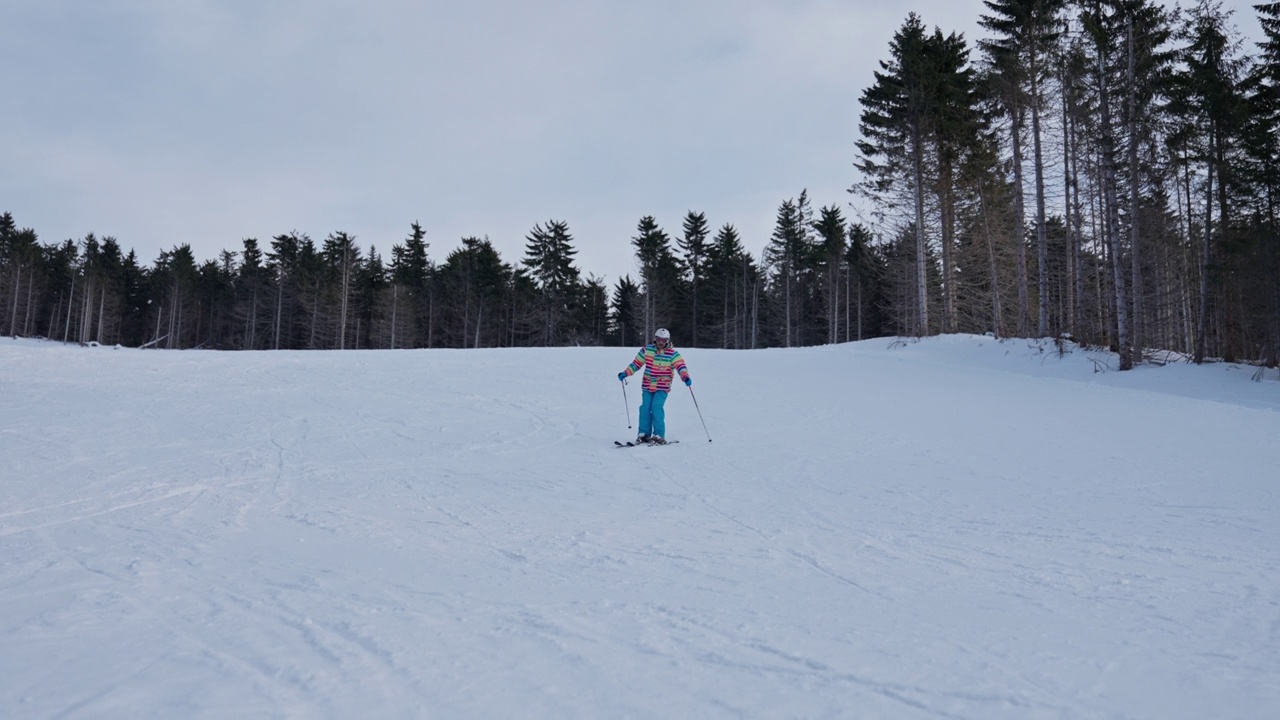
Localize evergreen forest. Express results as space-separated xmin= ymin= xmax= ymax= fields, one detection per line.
xmin=3 ymin=0 xmax=1279 ymax=369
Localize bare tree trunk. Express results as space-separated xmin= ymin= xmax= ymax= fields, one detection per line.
xmin=1196 ymin=132 xmax=1216 ymax=363
xmin=839 ymin=265 xmax=849 ymax=343
xmin=274 ymin=279 xmax=283 ymax=350
xmin=390 ymin=285 xmax=398 ymax=349
xmin=1063 ymin=69 xmax=1076 ymax=336
xmin=171 ymin=281 xmax=182 ymax=349
xmin=1172 ymin=163 xmax=1187 ymax=350
xmin=981 ymin=185 xmax=1004 ymax=337
xmin=8 ymin=263 xmax=20 ymax=337
xmin=784 ymin=258 xmax=793 ymax=347
xmin=752 ymin=262 xmax=761 ymax=349
xmin=1032 ymin=60 xmax=1049 ymax=338
xmin=1127 ymin=18 xmax=1144 ymax=355
xmin=78 ymin=277 xmax=91 ymax=344
xmin=940 ymin=164 xmax=957 ymax=333
xmin=249 ymin=287 xmax=258 ymax=350
xmin=309 ymin=282 xmax=319 ymax=350
xmin=339 ymin=244 xmax=350 ymax=350
xmin=721 ymin=279 xmax=729 ymax=349
xmin=23 ymin=277 xmax=34 ymax=337
xmin=912 ymin=127 xmax=929 ymax=336
xmin=63 ymin=275 xmax=76 ymax=343
xmin=1099 ymin=48 xmax=1132 ymax=369
xmin=857 ymin=274 xmax=864 ymax=342
xmin=1090 ymin=143 xmax=1107 ymax=341
xmin=96 ymin=285 xmax=106 ymax=344
xmin=1069 ymin=91 xmax=1086 ymax=338
xmin=1010 ymin=108 xmax=1030 ymax=336
xmin=828 ymin=264 xmax=837 ymax=344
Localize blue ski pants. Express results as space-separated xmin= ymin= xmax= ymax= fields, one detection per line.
xmin=638 ymin=390 xmax=669 ymax=439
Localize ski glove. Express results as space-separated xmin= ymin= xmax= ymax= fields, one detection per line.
xmin=684 ymin=378 xmax=692 ymax=386
xmin=618 ymin=372 xmax=627 ymax=382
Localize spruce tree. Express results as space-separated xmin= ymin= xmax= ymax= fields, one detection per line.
xmin=523 ymin=220 xmax=582 ymax=345
xmin=390 ymin=221 xmax=432 ymax=348
xmin=1175 ymin=0 xmax=1249 ymax=362
xmin=1250 ymin=1 xmax=1280 ymax=363
xmin=609 ymin=275 xmax=641 ymax=347
xmin=980 ymin=0 xmax=1066 ymax=338
xmin=322 ymin=232 xmax=361 ymax=349
xmin=440 ymin=236 xmax=511 ymax=348
xmin=631 ymin=216 xmax=680 ymax=338
xmin=857 ymin=13 xmax=934 ymax=335
xmin=813 ymin=205 xmax=848 ymax=344
xmin=707 ymin=224 xmax=751 ymax=348
xmin=678 ymin=211 xmax=709 ymax=346
xmin=765 ymin=196 xmax=803 ymax=346
xmin=927 ymin=28 xmax=984 ymax=334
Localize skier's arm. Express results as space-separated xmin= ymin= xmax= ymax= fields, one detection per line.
xmin=674 ymin=353 xmax=691 ymax=384
xmin=623 ymin=349 xmax=646 ymax=377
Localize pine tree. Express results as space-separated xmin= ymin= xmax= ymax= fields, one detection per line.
xmin=322 ymin=232 xmax=361 ymax=349
xmin=858 ymin=15 xmax=982 ymax=338
xmin=151 ymin=244 xmax=199 ymax=349
xmin=706 ymin=223 xmax=754 ymax=348
xmin=609 ymin=275 xmax=641 ymax=347
xmin=765 ymin=195 xmax=805 ymax=346
xmin=845 ymin=223 xmax=884 ymax=341
xmin=235 ymin=238 xmax=267 ymax=349
xmin=576 ymin=275 xmax=610 ymax=347
xmin=857 ymin=13 xmax=936 ymax=336
xmin=813 ymin=205 xmax=848 ymax=344
xmin=523 ymin=220 xmax=582 ymax=345
xmin=927 ymin=28 xmax=984 ymax=334
xmin=678 ymin=211 xmax=710 ymax=347
xmin=1246 ymin=1 xmax=1280 ymax=364
xmin=267 ymin=231 xmax=318 ymax=350
xmin=980 ymin=0 xmax=1067 ymax=338
xmin=390 ymin=221 xmax=432 ymax=349
xmin=2 ymin=215 xmax=41 ymax=339
xmin=356 ymin=246 xmax=387 ymax=349
xmin=1081 ymin=0 xmax=1136 ymax=368
xmin=440 ymin=236 xmax=512 ymax=348
xmin=631 ymin=216 xmax=680 ymax=338
xmin=1175 ymin=0 xmax=1249 ymax=362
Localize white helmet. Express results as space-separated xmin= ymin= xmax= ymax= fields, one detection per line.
xmin=654 ymin=328 xmax=671 ymax=341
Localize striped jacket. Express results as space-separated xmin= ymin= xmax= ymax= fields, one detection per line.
xmin=622 ymin=344 xmax=690 ymax=393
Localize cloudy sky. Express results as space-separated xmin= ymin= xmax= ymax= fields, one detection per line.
xmin=1 ymin=0 xmax=1265 ymax=284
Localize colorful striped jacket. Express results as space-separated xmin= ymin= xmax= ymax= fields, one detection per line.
xmin=622 ymin=344 xmax=690 ymax=393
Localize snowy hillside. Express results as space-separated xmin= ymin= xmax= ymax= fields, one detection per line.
xmin=2 ymin=335 xmax=1278 ymax=719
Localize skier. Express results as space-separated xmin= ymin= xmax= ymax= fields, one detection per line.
xmin=617 ymin=327 xmax=691 ymax=444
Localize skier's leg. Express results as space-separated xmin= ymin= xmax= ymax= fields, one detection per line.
xmin=637 ymin=391 xmax=653 ymax=436
xmin=651 ymin=391 xmax=668 ymax=438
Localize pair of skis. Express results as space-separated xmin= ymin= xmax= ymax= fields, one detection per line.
xmin=614 ymin=440 xmax=680 ymax=448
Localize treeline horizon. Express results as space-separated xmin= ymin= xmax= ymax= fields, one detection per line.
xmin=4 ymin=0 xmax=1280 ymax=367
xmin=0 ymin=203 xmax=888 ymax=352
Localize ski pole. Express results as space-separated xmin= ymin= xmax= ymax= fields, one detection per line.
xmin=621 ymin=378 xmax=632 ymax=429
xmin=688 ymin=385 xmax=711 ymax=442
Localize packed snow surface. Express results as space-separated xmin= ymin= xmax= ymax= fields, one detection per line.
xmin=2 ymin=335 xmax=1277 ymax=719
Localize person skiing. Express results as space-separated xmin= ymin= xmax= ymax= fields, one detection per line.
xmin=618 ymin=327 xmax=691 ymax=444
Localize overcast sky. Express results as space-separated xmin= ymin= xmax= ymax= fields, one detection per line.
xmin=1 ymin=0 xmax=1265 ymax=284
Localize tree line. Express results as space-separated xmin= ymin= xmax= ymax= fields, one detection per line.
xmin=0 ymin=208 xmax=887 ymax=351
xmin=3 ymin=0 xmax=1279 ymax=366
xmin=857 ymin=0 xmax=1280 ymax=369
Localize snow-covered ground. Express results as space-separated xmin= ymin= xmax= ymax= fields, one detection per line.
xmin=2 ymin=334 xmax=1277 ymax=719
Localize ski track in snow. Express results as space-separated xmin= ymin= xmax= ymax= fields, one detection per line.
xmin=1 ymin=335 xmax=1278 ymax=718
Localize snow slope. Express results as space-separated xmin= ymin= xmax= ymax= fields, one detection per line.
xmin=2 ymin=334 xmax=1277 ymax=719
